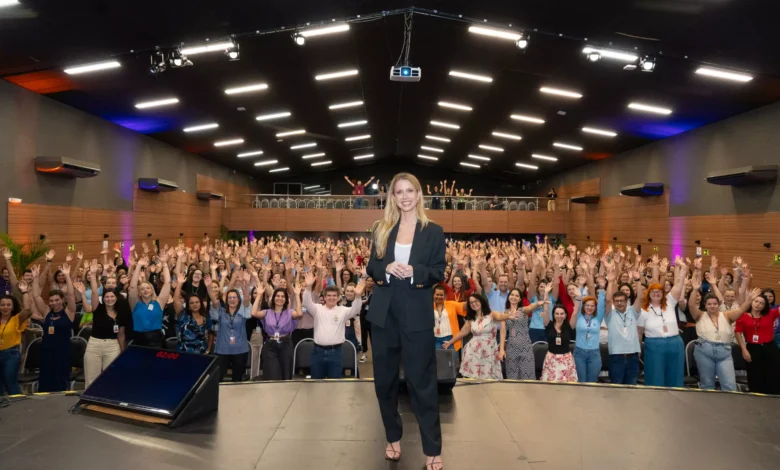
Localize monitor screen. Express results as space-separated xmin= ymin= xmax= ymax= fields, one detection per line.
xmin=81 ymin=346 xmax=217 ymax=417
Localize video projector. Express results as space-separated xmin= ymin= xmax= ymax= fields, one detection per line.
xmin=389 ymin=65 xmax=421 ymax=82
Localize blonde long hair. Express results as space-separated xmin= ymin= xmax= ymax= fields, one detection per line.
xmin=373 ymin=172 xmax=429 ymax=259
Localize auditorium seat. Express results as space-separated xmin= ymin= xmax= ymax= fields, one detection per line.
xmin=69 ymin=336 xmax=88 ymax=390
xmin=684 ymin=341 xmax=699 ymax=388
xmin=18 ymin=337 xmax=42 ymax=393
xmin=532 ymin=341 xmax=548 ymax=380
xmin=76 ymin=326 xmax=92 ymax=342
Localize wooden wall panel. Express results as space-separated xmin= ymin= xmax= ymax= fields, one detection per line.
xmin=428 ymin=210 xmax=453 ymax=233
xmin=340 ymin=210 xmax=383 ymax=232
xmin=196 ymin=174 xmax=255 ymax=208
xmin=285 ymin=210 xmax=342 ymax=232
xmin=556 ymin=177 xmax=600 ymax=198
xmin=226 ymin=208 xmax=286 ymax=231
xmin=452 ymin=211 xmax=508 ymax=234
xmin=507 ymin=211 xmax=567 ymax=235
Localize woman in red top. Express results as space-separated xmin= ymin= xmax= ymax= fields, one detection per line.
xmin=443 ymin=271 xmax=476 ymax=302
xmin=735 ymin=293 xmax=780 ymax=394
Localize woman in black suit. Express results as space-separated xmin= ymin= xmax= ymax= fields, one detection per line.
xmin=367 ymin=172 xmax=446 ymax=470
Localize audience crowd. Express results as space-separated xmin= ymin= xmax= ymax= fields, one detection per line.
xmin=1 ymin=234 xmax=778 ymax=396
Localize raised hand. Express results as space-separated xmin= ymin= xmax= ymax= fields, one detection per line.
xmin=89 ymin=259 xmax=99 ymax=274
xmin=305 ymin=271 xmax=316 ymax=288
xmin=46 ymin=249 xmax=56 ymax=261
xmin=77 ymin=251 xmax=84 ymax=261
xmin=203 ymin=273 xmax=212 ymax=285
xmin=17 ymin=280 xmax=29 ymax=293
xmin=748 ymin=287 xmax=762 ymax=300
xmin=137 ymin=257 xmax=149 ymax=268
xmin=61 ymin=263 xmax=71 ymax=276
xmin=1 ymin=247 xmax=10 ymax=260
xmin=720 ymin=266 xmax=729 ymax=276
xmin=73 ymin=280 xmax=86 ymax=293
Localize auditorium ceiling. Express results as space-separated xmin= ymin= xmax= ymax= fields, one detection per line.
xmin=1 ymin=0 xmax=779 ymax=182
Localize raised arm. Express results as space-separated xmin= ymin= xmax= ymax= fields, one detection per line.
xmin=724 ymin=287 xmax=761 ymax=323
xmin=249 ymin=282 xmax=266 ymax=320
xmin=30 ymin=266 xmax=48 ymax=314
xmin=737 ymin=265 xmax=751 ymax=304
xmin=88 ymin=260 xmax=101 ymax=313
xmin=343 ymin=175 xmax=355 ymax=187
xmin=17 ymin=280 xmax=33 ymax=323
xmin=156 ymin=253 xmax=172 ymax=307
xmin=705 ymin=272 xmax=724 ymax=303
xmin=292 ymin=283 xmax=303 ymax=320
xmin=61 ymin=264 xmax=77 ymax=321
xmin=669 ymin=257 xmax=688 ymax=301
xmin=127 ymin=257 xmax=146 ymax=310
xmin=1 ymin=248 xmax=18 ymax=289
xmin=688 ymin=272 xmax=704 ymax=321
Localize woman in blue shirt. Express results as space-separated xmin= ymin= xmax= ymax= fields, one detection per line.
xmin=206 ymin=271 xmax=252 ymax=382
xmin=173 ymin=266 xmax=213 ymax=354
xmin=128 ymin=255 xmax=171 ymax=349
xmin=571 ymin=291 xmax=607 ymax=382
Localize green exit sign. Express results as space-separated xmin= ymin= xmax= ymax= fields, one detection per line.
xmin=653 ymin=246 xmax=659 ymax=252
xmin=703 ymin=249 xmax=710 ymax=256
xmin=774 ymin=254 xmax=780 ymax=264
xmin=67 ymin=244 xmax=76 ymax=252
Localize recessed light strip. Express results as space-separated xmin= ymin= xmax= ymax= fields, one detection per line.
xmin=418 ymin=154 xmax=439 ymax=161
xmin=329 ymin=100 xmax=363 ymax=109
xmin=532 ymin=154 xmax=558 ymax=161
xmin=581 ymin=47 xmax=639 ymax=63
xmin=468 ymin=26 xmax=522 ymax=41
xmin=627 ymin=102 xmax=673 ymax=115
xmin=269 ymin=167 xmax=289 ymax=173
xmin=253 ymin=159 xmax=278 ymax=167
xmin=516 ymin=163 xmax=539 ymax=170
xmin=460 ymin=162 xmax=481 ymax=168
xmin=582 ymin=127 xmax=617 ymax=137
xmin=180 ymin=41 xmax=235 ymax=56
xmin=468 ymin=154 xmax=491 ymax=161
xmin=510 ymin=114 xmax=545 ymax=124
xmin=338 ymin=120 xmax=368 ymax=128
xmin=300 ymin=24 xmax=350 ymax=37
xmin=225 ymin=83 xmax=268 ymax=95
xmin=430 ymin=120 xmax=460 ymax=129
xmin=64 ymin=60 xmax=121 ymax=75
xmin=135 ymin=98 xmax=179 ymax=109
xmin=695 ymin=67 xmax=753 ymax=82
xmin=492 ymin=132 xmax=522 ymax=140
xmin=237 ymin=150 xmax=264 ymax=158
xmin=214 ymin=138 xmax=244 ymax=147
xmin=302 ymin=153 xmax=325 ymax=159
xmin=540 ymin=87 xmax=583 ymax=99
xmin=183 ymin=123 xmax=219 ymax=133
xmin=421 ymin=146 xmax=444 ymax=153
xmin=291 ymin=143 xmax=317 ymax=150
xmin=311 ymin=160 xmax=332 ymax=167
xmin=479 ymin=144 xmax=504 ymax=152
xmin=354 ymin=154 xmax=374 ymax=160
xmin=256 ymin=112 xmax=291 ymax=121
xmin=438 ymin=101 xmax=473 ymax=111
xmin=553 ymin=142 xmax=583 ymax=151
xmin=345 ymin=134 xmax=371 ymax=141
xmin=315 ymin=69 xmax=359 ymax=81
xmin=449 ymin=70 xmax=493 ymax=83
xmin=425 ymin=135 xmax=451 ymax=143
xmin=276 ymin=129 xmax=306 ymax=137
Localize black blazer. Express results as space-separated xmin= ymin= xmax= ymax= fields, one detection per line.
xmin=366 ymin=221 xmax=446 ymax=332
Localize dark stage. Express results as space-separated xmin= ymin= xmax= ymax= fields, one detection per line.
xmin=1 ymin=381 xmax=779 ymax=470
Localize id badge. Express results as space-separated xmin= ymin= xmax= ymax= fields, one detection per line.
xmin=255 ymin=326 xmax=262 ymax=334
xmin=662 ymin=324 xmax=668 ymax=334
xmin=555 ymin=337 xmax=562 ymax=346
xmin=435 ymin=328 xmax=440 ymax=335
xmin=229 ymin=336 xmax=236 ymax=345
xmin=48 ymin=326 xmax=55 ymax=335
xmin=752 ymin=334 xmax=759 ymax=343
xmin=622 ymin=327 xmax=628 ymax=336
xmin=147 ymin=303 xmax=155 ymax=311
xmin=113 ymin=324 xmax=119 ymax=334
xmin=273 ymin=332 xmax=280 ymax=342
xmin=585 ymin=333 xmax=591 ymax=341
xmin=346 ymin=320 xmax=351 ymax=327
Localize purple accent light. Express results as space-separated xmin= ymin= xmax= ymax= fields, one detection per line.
xmin=670 ymin=217 xmax=686 ymax=261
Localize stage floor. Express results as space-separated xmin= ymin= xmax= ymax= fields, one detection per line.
xmin=1 ymin=380 xmax=779 ymax=470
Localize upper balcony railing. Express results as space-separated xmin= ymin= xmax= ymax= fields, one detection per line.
xmin=245 ymin=194 xmax=569 ymax=211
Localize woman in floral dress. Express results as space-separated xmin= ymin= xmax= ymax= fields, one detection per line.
xmin=539 ymin=284 xmax=581 ymax=382
xmin=496 ymin=288 xmax=537 ymax=380
xmin=443 ymin=294 xmax=505 ymax=379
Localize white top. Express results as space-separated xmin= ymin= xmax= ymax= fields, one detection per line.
xmin=638 ymin=293 xmax=680 ymax=338
xmin=386 ymin=242 xmax=414 ymax=284
xmin=303 ymin=289 xmax=362 ymax=346
xmin=696 ymin=311 xmax=733 ymax=344
xmin=434 ymin=305 xmax=452 ymax=337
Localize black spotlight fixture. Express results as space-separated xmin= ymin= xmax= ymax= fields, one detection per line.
xmin=226 ymin=41 xmax=240 ymax=61
xmin=639 ymin=55 xmax=656 ymax=72
xmin=516 ymin=32 xmax=530 ymax=51
xmin=764 ymin=242 xmax=771 ymax=249
xmin=695 ymin=240 xmax=701 ymax=245
xmin=148 ymin=47 xmax=166 ymax=75
xmin=293 ymin=32 xmax=306 ymax=46
xmin=168 ymin=49 xmax=192 ymax=68
xmin=587 ymin=51 xmax=601 ymax=62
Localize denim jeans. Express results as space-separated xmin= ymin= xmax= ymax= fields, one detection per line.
xmin=0 ymin=346 xmax=22 ymax=395
xmin=609 ymin=353 xmax=640 ymax=385
xmin=354 ymin=197 xmax=365 ymax=209
xmin=311 ymin=344 xmax=343 ymax=379
xmin=574 ymin=347 xmax=602 ymax=383
xmin=345 ymin=326 xmax=361 ymax=353
xmin=435 ymin=335 xmax=453 ymax=350
xmin=693 ymin=340 xmax=737 ymax=391
xmin=644 ymin=336 xmax=685 ymax=388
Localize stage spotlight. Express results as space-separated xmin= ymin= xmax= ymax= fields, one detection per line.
xmin=226 ymin=46 xmax=240 ymax=61
xmin=587 ymin=51 xmax=601 ymax=62
xmin=168 ymin=50 xmax=192 ymax=68
xmin=148 ymin=49 xmax=166 ymax=75
xmin=516 ymin=33 xmax=530 ymax=50
xmin=293 ymin=33 xmax=306 ymax=46
xmin=640 ymin=56 xmax=656 ymax=72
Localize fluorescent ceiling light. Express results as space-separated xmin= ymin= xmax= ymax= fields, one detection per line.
xmin=516 ymin=163 xmax=539 ymax=170
xmin=300 ymin=24 xmax=350 ymax=37
xmin=276 ymin=129 xmax=306 ymax=137
xmin=269 ymin=167 xmax=289 ymax=173
xmin=628 ymin=102 xmax=673 ymax=115
xmin=582 ymin=127 xmax=617 ymax=137
xmin=460 ymin=162 xmax=481 ymax=169
xmin=180 ymin=41 xmax=235 ymax=56
xmin=224 ymin=83 xmax=268 ymax=95
xmin=540 ymin=87 xmax=583 ymax=99
xmin=311 ymin=160 xmax=332 ymax=167
xmin=214 ymin=138 xmax=244 ymax=147
xmin=183 ymin=123 xmax=219 ymax=133
xmin=304 ymin=185 xmax=321 ymax=189
xmin=329 ymin=100 xmax=363 ymax=110
xmin=345 ymin=134 xmax=371 ymax=141
xmin=135 ymin=98 xmax=179 ymax=109
xmin=418 ymin=154 xmax=439 ymax=161
xmin=695 ymin=67 xmax=753 ymax=83
xmin=438 ymin=101 xmax=472 ymax=111
xmin=237 ymin=150 xmax=264 ymax=158
xmin=0 ymin=1 xmax=20 ymax=7
xmin=338 ymin=120 xmax=368 ymax=128
xmin=426 ymin=135 xmax=451 ymax=143
xmin=479 ymin=144 xmax=504 ymax=152
xmin=582 ymin=47 xmax=639 ymax=63
xmin=302 ymin=153 xmax=326 ymax=159
xmin=553 ymin=142 xmax=583 ymax=151
xmin=468 ymin=154 xmax=491 ymax=161
xmin=64 ymin=60 xmax=121 ymax=75
xmin=354 ymin=154 xmax=374 ymax=160
xmin=431 ymin=120 xmax=460 ymax=129
xmin=532 ymin=154 xmax=558 ymax=161
xmin=256 ymin=111 xmax=291 ymax=121
xmin=291 ymin=142 xmax=317 ymax=150
xmin=315 ymin=69 xmax=359 ymax=81
xmin=449 ymin=70 xmax=493 ymax=83
xmin=253 ymin=159 xmax=278 ymax=167
xmin=421 ymin=146 xmax=444 ymax=153
xmin=492 ymin=131 xmax=522 ymax=140
xmin=510 ymin=114 xmax=545 ymax=124
xmin=468 ymin=26 xmax=522 ymax=41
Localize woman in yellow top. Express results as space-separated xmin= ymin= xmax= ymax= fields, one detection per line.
xmin=1 ymin=281 xmax=33 ymax=395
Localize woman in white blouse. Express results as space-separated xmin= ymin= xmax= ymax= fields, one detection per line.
xmin=687 ymin=271 xmax=761 ymax=391
xmin=637 ymin=257 xmax=688 ymax=388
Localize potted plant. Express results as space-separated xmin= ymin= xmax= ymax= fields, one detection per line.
xmin=0 ymin=233 xmax=50 ymax=274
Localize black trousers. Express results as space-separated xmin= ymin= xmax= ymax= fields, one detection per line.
xmin=262 ymin=338 xmax=293 ymax=380
xmin=372 ymin=282 xmax=442 ymax=456
xmin=360 ymin=312 xmax=372 ymax=354
xmin=745 ymin=342 xmax=780 ymax=395
xmin=218 ymin=353 xmax=248 ymax=382
xmin=292 ymin=328 xmax=313 ymax=348
xmin=134 ymin=330 xmax=164 ymax=349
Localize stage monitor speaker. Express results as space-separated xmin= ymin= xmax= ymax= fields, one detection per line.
xmin=77 ymin=346 xmax=219 ymax=428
